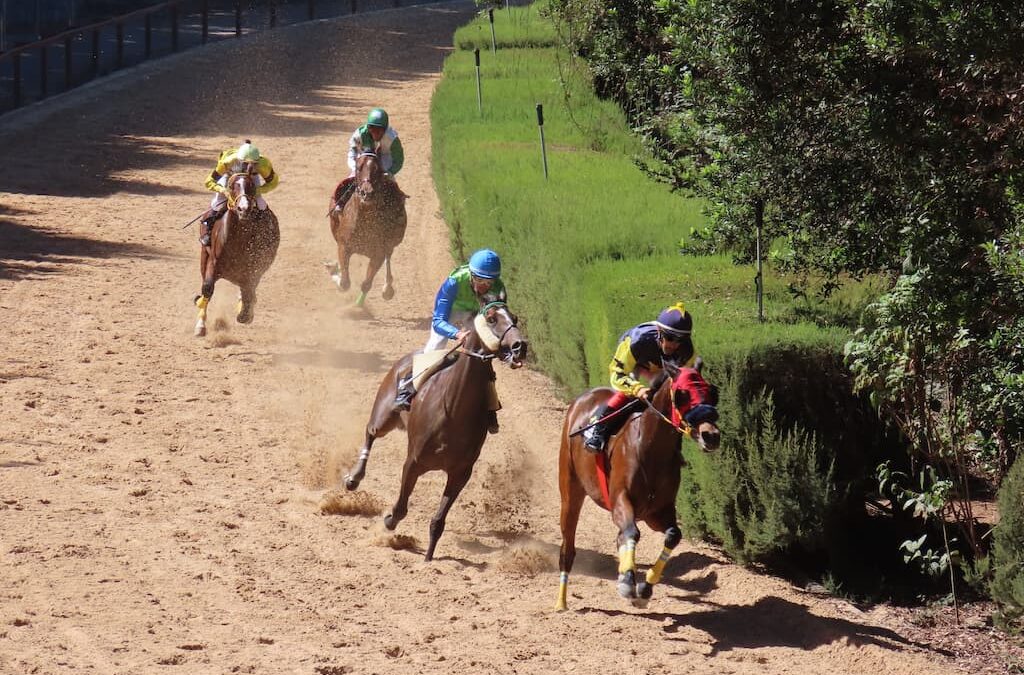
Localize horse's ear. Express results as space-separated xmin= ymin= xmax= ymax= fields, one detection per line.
xmin=674 ymin=388 xmax=691 ymax=411
xmin=706 ymin=383 xmax=719 ymax=406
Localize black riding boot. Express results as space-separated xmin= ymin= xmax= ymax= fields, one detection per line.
xmin=486 ymin=410 xmax=499 ymax=435
xmin=199 ymin=210 xmax=219 ymax=247
xmin=393 ymin=376 xmax=416 ymax=412
xmin=583 ymin=401 xmax=633 ymax=453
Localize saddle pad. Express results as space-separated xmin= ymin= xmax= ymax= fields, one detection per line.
xmin=411 ymin=349 xmax=457 ymax=391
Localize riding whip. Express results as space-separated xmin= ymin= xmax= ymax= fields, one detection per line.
xmin=568 ymin=399 xmax=642 ymax=437
xmin=181 ymin=211 xmax=206 ymax=229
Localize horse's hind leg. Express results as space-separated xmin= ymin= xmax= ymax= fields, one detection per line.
xmin=381 ymin=254 xmax=395 ymax=301
xmin=236 ymin=282 xmax=256 ymax=324
xmin=383 ymin=455 xmax=423 ymax=533
xmin=356 ymin=252 xmax=386 ymax=307
xmin=422 ymin=467 xmax=474 ymax=562
xmin=634 ymin=510 xmax=682 ymax=609
xmin=555 ymin=459 xmax=586 ymax=610
xmin=612 ymin=496 xmax=642 ymax=602
xmin=344 ymin=403 xmax=403 ymax=491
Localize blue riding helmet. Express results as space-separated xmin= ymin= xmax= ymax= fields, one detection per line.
xmin=468 ymin=249 xmax=501 ymax=279
xmin=655 ymin=302 xmax=692 ymax=338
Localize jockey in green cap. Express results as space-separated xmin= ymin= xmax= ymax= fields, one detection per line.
xmin=331 ymin=108 xmax=405 ymax=213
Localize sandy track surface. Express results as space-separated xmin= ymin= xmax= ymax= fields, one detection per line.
xmin=0 ymin=4 xmax=962 ymax=673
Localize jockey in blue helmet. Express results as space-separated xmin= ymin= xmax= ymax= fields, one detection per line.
xmin=393 ymin=248 xmax=508 ymax=433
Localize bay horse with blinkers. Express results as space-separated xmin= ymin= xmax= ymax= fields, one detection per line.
xmin=327 ymin=151 xmax=408 ymax=306
xmin=555 ymin=363 xmax=721 ymax=610
xmin=193 ymin=169 xmax=280 ymax=337
xmin=343 ymin=302 xmax=527 ymax=561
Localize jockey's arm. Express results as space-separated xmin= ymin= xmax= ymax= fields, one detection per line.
xmin=609 ymin=337 xmax=645 ymax=397
xmin=257 ymin=157 xmax=279 ymax=194
xmin=431 ymin=277 xmax=462 ymax=339
xmin=387 ymin=135 xmax=404 ymax=175
xmin=205 ymin=168 xmax=225 ymax=193
xmin=346 ymin=129 xmax=362 ymax=173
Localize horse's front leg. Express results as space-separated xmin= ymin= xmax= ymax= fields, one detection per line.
xmin=236 ymin=283 xmax=256 ymax=324
xmin=331 ymin=237 xmax=352 ymax=292
xmin=194 ymin=252 xmax=216 ymax=337
xmin=612 ymin=495 xmax=642 ymax=602
xmin=633 ymin=511 xmax=682 ymax=609
xmin=381 ymin=254 xmax=395 ymax=301
xmin=383 ymin=454 xmax=423 ymax=532
xmin=356 ymin=252 xmax=386 ymax=307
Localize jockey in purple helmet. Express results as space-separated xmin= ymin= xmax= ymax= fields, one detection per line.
xmin=583 ymin=302 xmax=705 ymax=452
xmin=392 ymin=248 xmax=507 ymax=433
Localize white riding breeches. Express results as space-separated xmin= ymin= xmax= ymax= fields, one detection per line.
xmin=424 ymin=309 xmax=475 ymax=352
xmin=210 ymin=175 xmax=268 ymax=210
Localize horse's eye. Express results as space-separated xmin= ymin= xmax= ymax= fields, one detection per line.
xmin=486 ymin=314 xmax=497 ymax=325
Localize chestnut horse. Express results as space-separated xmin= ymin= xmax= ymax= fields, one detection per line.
xmin=343 ymin=302 xmax=527 ymax=561
xmin=555 ymin=365 xmax=721 ymax=611
xmin=327 ymin=151 xmax=408 ymax=306
xmin=193 ymin=171 xmax=280 ymax=337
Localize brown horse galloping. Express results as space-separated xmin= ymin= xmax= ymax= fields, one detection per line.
xmin=343 ymin=302 xmax=527 ymax=561
xmin=555 ymin=365 xmax=721 ymax=611
xmin=327 ymin=151 xmax=408 ymax=307
xmin=193 ymin=171 xmax=280 ymax=337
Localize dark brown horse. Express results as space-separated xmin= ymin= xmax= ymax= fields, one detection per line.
xmin=327 ymin=151 xmax=408 ymax=307
xmin=193 ymin=171 xmax=280 ymax=337
xmin=555 ymin=365 xmax=721 ymax=610
xmin=343 ymin=302 xmax=527 ymax=561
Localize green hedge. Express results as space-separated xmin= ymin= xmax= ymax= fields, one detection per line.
xmin=433 ymin=3 xmax=896 ymax=578
xmin=993 ymin=455 xmax=1024 ymax=629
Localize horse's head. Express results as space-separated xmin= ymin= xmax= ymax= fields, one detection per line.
xmin=227 ymin=169 xmax=258 ymax=218
xmin=669 ymin=365 xmax=721 ymax=452
xmin=354 ymin=151 xmax=384 ymax=202
xmin=472 ymin=302 xmax=528 ymax=368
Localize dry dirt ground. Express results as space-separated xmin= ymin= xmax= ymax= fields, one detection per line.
xmin=0 ymin=3 xmax=1014 ymax=674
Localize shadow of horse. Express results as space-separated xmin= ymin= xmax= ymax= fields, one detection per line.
xmin=193 ymin=170 xmax=280 ymax=337
xmin=343 ymin=303 xmax=527 ymax=561
xmin=556 ymin=365 xmax=722 ymax=611
xmin=326 ymin=151 xmax=407 ymax=307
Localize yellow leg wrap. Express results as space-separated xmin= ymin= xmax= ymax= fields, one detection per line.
xmin=554 ymin=572 xmax=569 ymax=611
xmin=645 ymin=546 xmax=672 ymax=585
xmin=617 ymin=540 xmax=637 ymax=574
xmin=195 ymin=295 xmax=209 ymax=310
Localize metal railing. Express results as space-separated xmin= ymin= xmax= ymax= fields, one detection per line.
xmin=0 ymin=0 xmax=440 ymax=115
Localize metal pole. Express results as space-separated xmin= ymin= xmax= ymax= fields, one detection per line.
xmin=12 ymin=51 xmax=19 ymax=106
xmin=308 ymin=0 xmax=315 ymax=21
xmin=145 ymin=14 xmax=152 ymax=57
xmin=40 ymin=45 xmax=47 ymax=98
xmin=171 ymin=3 xmax=179 ymax=51
xmin=536 ymin=103 xmax=548 ymax=179
xmin=1 ymin=0 xmax=6 ymax=53
xmin=474 ymin=48 xmax=482 ymax=115
xmin=35 ymin=0 xmax=41 ymax=40
xmin=755 ymin=198 xmax=764 ymax=323
xmin=270 ymin=0 xmax=277 ymax=28
xmin=64 ymin=36 xmax=71 ymax=89
xmin=116 ymin=22 xmax=123 ymax=68
xmin=488 ymin=8 xmax=496 ymax=55
xmin=202 ymin=0 xmax=208 ymax=43
xmin=90 ymin=28 xmax=99 ymax=79
xmin=235 ymin=0 xmax=242 ymax=38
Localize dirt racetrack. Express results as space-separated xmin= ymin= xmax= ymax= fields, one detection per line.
xmin=0 ymin=3 xmax=975 ymax=673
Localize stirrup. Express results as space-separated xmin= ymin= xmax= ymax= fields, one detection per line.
xmin=393 ymin=378 xmax=415 ymax=412
xmin=583 ymin=425 xmax=608 ymax=453
xmin=486 ymin=411 xmax=499 ymax=435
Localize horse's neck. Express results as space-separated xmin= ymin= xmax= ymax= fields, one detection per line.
xmin=642 ymin=380 xmax=679 ymax=443
xmin=442 ymin=334 xmax=489 ymax=409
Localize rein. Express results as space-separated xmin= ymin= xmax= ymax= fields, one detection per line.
xmin=642 ymin=394 xmax=692 ymax=437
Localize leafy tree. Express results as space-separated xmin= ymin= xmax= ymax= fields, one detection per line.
xmin=547 ymin=0 xmax=1024 ymax=565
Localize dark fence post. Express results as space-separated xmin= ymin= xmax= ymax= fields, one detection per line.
xmin=171 ymin=4 xmax=179 ymax=52
xmin=145 ymin=14 xmax=152 ymax=57
xmin=235 ymin=0 xmax=242 ymax=37
xmin=202 ymin=0 xmax=209 ymax=44
xmin=40 ymin=45 xmax=48 ymax=99
xmin=12 ymin=52 xmax=20 ymax=107
xmin=308 ymin=0 xmax=315 ymax=21
xmin=91 ymin=29 xmax=99 ymax=79
xmin=64 ymin=36 xmax=72 ymax=90
xmin=116 ymin=22 xmax=123 ymax=69
xmin=351 ymin=0 xmax=357 ymax=15
xmin=270 ymin=0 xmax=277 ymax=28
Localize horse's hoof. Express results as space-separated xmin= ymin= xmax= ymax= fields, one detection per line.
xmin=636 ymin=581 xmax=653 ymax=600
xmin=237 ymin=309 xmax=254 ymax=325
xmin=617 ymin=571 xmax=637 ymax=599
xmin=194 ymin=323 xmax=207 ymax=338
xmin=383 ymin=513 xmax=397 ymax=530
xmin=343 ymin=474 xmax=360 ymax=491
xmin=382 ymin=285 xmax=395 ymax=301
xmin=631 ymin=597 xmax=650 ymax=609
